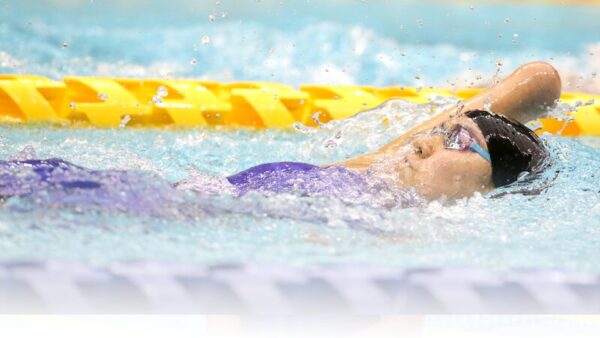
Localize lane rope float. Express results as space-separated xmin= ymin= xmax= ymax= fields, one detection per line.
xmin=0 ymin=74 xmax=598 ymax=135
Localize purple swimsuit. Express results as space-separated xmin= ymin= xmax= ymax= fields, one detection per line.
xmin=0 ymin=159 xmax=177 ymax=213
xmin=226 ymin=162 xmax=370 ymax=198
xmin=0 ymin=159 xmax=422 ymax=219
xmin=0 ymin=159 xmax=369 ymax=201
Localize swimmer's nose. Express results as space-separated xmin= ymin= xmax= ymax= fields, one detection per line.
xmin=411 ymin=135 xmax=442 ymax=159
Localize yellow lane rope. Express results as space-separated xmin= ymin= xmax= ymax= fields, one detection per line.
xmin=0 ymin=75 xmax=598 ymax=135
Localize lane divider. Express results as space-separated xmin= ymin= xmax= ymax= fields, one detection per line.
xmin=0 ymin=75 xmax=598 ymax=135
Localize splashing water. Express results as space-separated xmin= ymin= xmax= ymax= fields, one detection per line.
xmin=0 ymin=0 xmax=599 ymax=270
xmin=301 ymin=97 xmax=450 ymax=162
xmin=0 ymin=97 xmax=597 ymax=271
xmin=2 ymin=5 xmax=600 ymax=92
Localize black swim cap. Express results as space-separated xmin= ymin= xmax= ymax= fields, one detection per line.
xmin=465 ymin=110 xmax=549 ymax=187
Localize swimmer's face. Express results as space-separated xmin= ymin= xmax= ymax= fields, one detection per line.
xmin=393 ymin=116 xmax=493 ymax=200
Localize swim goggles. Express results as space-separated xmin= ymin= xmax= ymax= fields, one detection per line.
xmin=435 ymin=126 xmax=491 ymax=162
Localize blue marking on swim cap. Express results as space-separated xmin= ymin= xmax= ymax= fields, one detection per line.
xmin=470 ymin=142 xmax=491 ymax=162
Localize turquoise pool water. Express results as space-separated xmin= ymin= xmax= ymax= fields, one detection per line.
xmin=0 ymin=100 xmax=598 ymax=272
xmin=0 ymin=0 xmax=599 ymax=272
xmin=2 ymin=0 xmax=600 ymax=90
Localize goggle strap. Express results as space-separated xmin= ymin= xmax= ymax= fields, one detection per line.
xmin=470 ymin=142 xmax=491 ymax=162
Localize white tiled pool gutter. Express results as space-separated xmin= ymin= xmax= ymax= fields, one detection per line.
xmin=1 ymin=262 xmax=598 ymax=313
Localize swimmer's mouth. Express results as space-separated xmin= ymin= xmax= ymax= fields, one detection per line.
xmin=394 ymin=158 xmax=415 ymax=184
xmin=402 ymin=156 xmax=418 ymax=171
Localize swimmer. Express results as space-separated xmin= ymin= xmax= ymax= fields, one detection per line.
xmin=0 ymin=62 xmax=559 ymax=208
xmin=197 ymin=61 xmax=558 ymax=201
xmin=334 ymin=61 xmax=558 ymax=200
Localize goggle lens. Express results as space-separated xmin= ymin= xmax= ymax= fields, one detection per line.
xmin=445 ymin=127 xmax=474 ymax=151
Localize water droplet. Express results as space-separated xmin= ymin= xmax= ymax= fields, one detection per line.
xmin=483 ymin=98 xmax=492 ymax=112
xmin=69 ymin=102 xmax=77 ymax=110
xmin=221 ymin=12 xmax=228 ymax=18
xmin=158 ymin=86 xmax=168 ymax=97
xmin=415 ymin=75 xmax=421 ymax=80
xmin=517 ymin=171 xmax=530 ymax=181
xmin=190 ymin=58 xmax=197 ymax=65
xmin=511 ymin=33 xmax=519 ymax=43
xmin=151 ymin=86 xmax=169 ymax=104
xmin=292 ymin=122 xmax=315 ymax=134
xmin=62 ymin=42 xmax=68 ymax=48
xmin=119 ymin=115 xmax=131 ymax=128
xmin=97 ymin=93 xmax=108 ymax=101
xmin=201 ymin=35 xmax=211 ymax=45
xmin=324 ymin=139 xmax=338 ymax=149
xmin=469 ymin=5 xmax=474 ymax=10
xmin=208 ymin=14 xmax=216 ymax=22
xmin=504 ymin=17 xmax=510 ymax=23
xmin=312 ymin=111 xmax=326 ymax=127
xmin=526 ymin=119 xmax=543 ymax=131
xmin=493 ymin=59 xmax=504 ymax=84
xmin=455 ymin=102 xmax=466 ymax=116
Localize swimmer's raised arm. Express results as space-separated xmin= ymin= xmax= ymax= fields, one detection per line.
xmin=338 ymin=61 xmax=561 ymax=170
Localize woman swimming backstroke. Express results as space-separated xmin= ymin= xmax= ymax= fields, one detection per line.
xmin=334 ymin=61 xmax=558 ymax=199
xmin=211 ymin=61 xmax=557 ymax=201
xmin=0 ymin=62 xmax=560 ymax=208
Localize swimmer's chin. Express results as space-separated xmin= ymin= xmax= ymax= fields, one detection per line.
xmin=387 ymin=171 xmax=494 ymax=203
xmin=334 ymin=160 xmax=494 ymax=203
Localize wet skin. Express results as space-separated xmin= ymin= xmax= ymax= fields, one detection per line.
xmin=331 ymin=61 xmax=562 ymax=201
xmin=393 ymin=116 xmax=493 ymax=200
xmin=356 ymin=116 xmax=493 ymax=200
